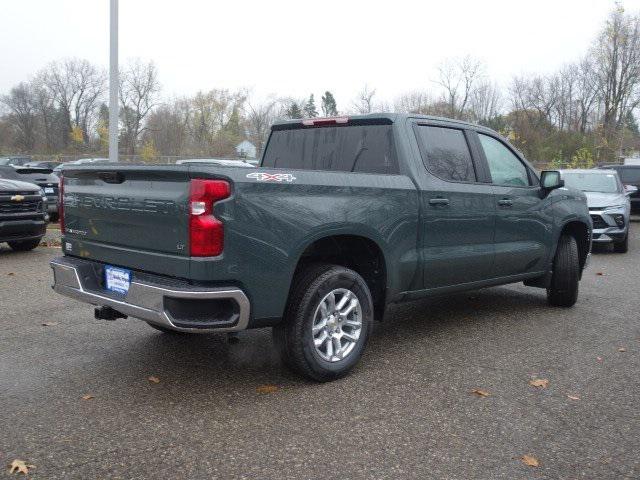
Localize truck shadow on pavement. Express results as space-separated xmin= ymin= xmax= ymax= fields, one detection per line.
xmin=82 ymin=284 xmax=550 ymax=393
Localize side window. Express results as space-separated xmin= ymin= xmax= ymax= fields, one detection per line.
xmin=479 ymin=134 xmax=530 ymax=186
xmin=414 ymin=125 xmax=476 ymax=182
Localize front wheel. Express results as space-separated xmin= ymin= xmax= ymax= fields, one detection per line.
xmin=273 ymin=264 xmax=374 ymax=382
xmin=547 ymin=234 xmax=580 ymax=307
xmin=8 ymin=238 xmax=41 ymax=251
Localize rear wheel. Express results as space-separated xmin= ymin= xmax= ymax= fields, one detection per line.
xmin=613 ymin=231 xmax=629 ymax=253
xmin=8 ymin=238 xmax=41 ymax=251
xmin=273 ymin=263 xmax=373 ymax=382
xmin=547 ymin=234 xmax=579 ymax=307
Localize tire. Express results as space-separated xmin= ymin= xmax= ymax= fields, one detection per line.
xmin=613 ymin=231 xmax=629 ymax=253
xmin=146 ymin=322 xmax=185 ymax=334
xmin=273 ymin=263 xmax=374 ymax=382
xmin=8 ymin=238 xmax=41 ymax=251
xmin=547 ymin=234 xmax=580 ymax=307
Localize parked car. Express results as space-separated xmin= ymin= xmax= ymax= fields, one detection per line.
xmin=50 ymin=114 xmax=592 ymax=381
xmin=598 ymin=165 xmax=640 ymax=214
xmin=0 ymin=156 xmax=32 ymax=166
xmin=53 ymin=158 xmax=113 ymax=174
xmin=25 ymin=160 xmax=62 ymax=170
xmin=0 ymin=178 xmax=48 ymax=251
xmin=562 ymin=169 xmax=631 ymax=253
xmin=176 ymin=158 xmax=255 ymax=167
xmin=0 ymin=166 xmax=60 ymax=221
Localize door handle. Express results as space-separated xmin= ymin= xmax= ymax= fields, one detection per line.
xmin=429 ymin=198 xmax=450 ymax=206
xmin=498 ymin=198 xmax=513 ymax=207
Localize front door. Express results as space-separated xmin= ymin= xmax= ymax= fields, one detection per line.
xmin=413 ymin=123 xmax=496 ymax=289
xmin=475 ymin=132 xmax=552 ymax=278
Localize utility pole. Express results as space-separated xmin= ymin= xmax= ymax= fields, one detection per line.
xmin=109 ymin=0 xmax=118 ymax=162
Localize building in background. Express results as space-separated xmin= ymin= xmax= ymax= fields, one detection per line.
xmin=235 ymin=140 xmax=257 ymax=159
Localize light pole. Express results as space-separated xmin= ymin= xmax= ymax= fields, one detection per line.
xmin=109 ymin=0 xmax=118 ymax=162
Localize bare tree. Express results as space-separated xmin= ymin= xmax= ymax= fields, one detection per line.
xmin=119 ymin=60 xmax=161 ymax=155
xmin=144 ymin=98 xmax=189 ymax=156
xmin=352 ymin=85 xmax=376 ymax=114
xmin=574 ymin=58 xmax=601 ymax=133
xmin=245 ymin=99 xmax=277 ymax=156
xmin=592 ymin=5 xmax=640 ymax=157
xmin=468 ymin=81 xmax=502 ymax=124
xmin=1 ymin=82 xmax=38 ymax=150
xmin=42 ymin=59 xmax=106 ymax=146
xmin=393 ymin=91 xmax=432 ymax=114
xmin=434 ymin=56 xmax=484 ymax=119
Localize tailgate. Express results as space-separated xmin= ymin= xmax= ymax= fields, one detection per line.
xmin=63 ymin=166 xmax=191 ymax=274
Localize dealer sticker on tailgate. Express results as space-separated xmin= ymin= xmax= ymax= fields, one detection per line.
xmin=104 ymin=265 xmax=131 ymax=295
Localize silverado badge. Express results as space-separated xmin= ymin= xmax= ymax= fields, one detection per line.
xmin=10 ymin=195 xmax=25 ymax=202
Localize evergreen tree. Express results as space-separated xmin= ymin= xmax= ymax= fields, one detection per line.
xmin=285 ymin=102 xmax=303 ymax=119
xmin=624 ymin=111 xmax=639 ymax=135
xmin=321 ymin=91 xmax=338 ymax=116
xmin=303 ymin=94 xmax=318 ymax=118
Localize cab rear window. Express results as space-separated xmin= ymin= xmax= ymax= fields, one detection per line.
xmin=262 ymin=125 xmax=398 ymax=174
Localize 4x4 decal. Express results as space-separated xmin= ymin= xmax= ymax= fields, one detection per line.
xmin=246 ymin=172 xmax=296 ymax=182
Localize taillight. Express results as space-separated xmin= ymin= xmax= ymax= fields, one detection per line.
xmin=189 ymin=179 xmax=230 ymax=257
xmin=59 ymin=174 xmax=65 ymax=233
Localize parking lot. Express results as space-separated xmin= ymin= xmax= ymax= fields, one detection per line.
xmin=1 ymin=224 xmax=638 ymax=479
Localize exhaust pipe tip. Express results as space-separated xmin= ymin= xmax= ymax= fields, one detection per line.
xmin=94 ymin=306 xmax=127 ymax=321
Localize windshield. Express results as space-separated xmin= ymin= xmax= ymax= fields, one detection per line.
xmin=563 ymin=172 xmax=620 ymax=193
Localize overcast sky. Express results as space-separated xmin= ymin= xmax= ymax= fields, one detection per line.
xmin=1 ymin=0 xmax=638 ymax=106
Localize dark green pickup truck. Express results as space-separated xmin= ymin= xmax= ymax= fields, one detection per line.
xmin=51 ymin=114 xmax=591 ymax=381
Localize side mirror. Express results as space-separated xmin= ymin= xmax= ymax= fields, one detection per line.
xmin=624 ymin=184 xmax=638 ymax=196
xmin=540 ymin=170 xmax=564 ymax=191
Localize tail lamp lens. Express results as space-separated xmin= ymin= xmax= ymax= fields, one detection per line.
xmin=189 ymin=179 xmax=230 ymax=256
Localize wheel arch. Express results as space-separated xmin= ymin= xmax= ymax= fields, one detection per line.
xmin=558 ymin=220 xmax=591 ymax=274
xmin=289 ymin=233 xmax=388 ymax=321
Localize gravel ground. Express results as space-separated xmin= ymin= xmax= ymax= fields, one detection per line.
xmin=1 ymin=224 xmax=639 ymax=479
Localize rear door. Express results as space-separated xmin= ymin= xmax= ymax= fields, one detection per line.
xmin=474 ymin=132 xmax=553 ymax=278
xmin=412 ymin=122 xmax=496 ymax=289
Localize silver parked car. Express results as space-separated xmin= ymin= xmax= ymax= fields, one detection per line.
xmin=561 ymin=169 xmax=634 ymax=253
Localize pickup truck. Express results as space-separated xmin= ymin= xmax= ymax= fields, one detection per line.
xmin=50 ymin=114 xmax=592 ymax=381
xmin=1 ymin=178 xmax=48 ymax=251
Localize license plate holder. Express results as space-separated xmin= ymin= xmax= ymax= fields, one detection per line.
xmin=44 ymin=187 xmax=55 ymax=194
xmin=104 ymin=265 xmax=131 ymax=295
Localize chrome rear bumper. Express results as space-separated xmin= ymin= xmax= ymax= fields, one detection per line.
xmin=50 ymin=258 xmax=250 ymax=333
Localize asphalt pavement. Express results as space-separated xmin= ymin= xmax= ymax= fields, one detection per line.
xmin=1 ymin=225 xmax=639 ymax=479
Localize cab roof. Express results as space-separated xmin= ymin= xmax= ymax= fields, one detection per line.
xmin=271 ymin=113 xmax=490 ymax=131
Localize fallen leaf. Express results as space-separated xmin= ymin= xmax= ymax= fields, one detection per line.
xmin=7 ymin=272 xmax=15 ymax=276
xmin=521 ymin=455 xmax=539 ymax=467
xmin=529 ymin=379 xmax=549 ymax=389
xmin=148 ymin=376 xmax=160 ymax=384
xmin=81 ymin=394 xmax=95 ymax=400
xmin=256 ymin=385 xmax=278 ymax=394
xmin=41 ymin=322 xmax=58 ymax=327
xmin=618 ymin=347 xmax=626 ymax=352
xmin=596 ymin=271 xmax=606 ymax=276
xmin=471 ymin=389 xmax=490 ymax=397
xmin=567 ymin=394 xmax=580 ymax=400
xmin=8 ymin=459 xmax=35 ymax=475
